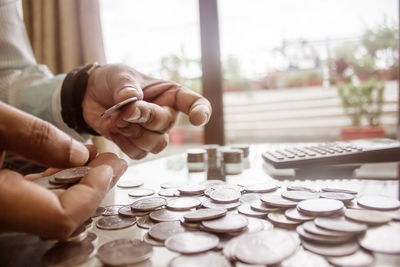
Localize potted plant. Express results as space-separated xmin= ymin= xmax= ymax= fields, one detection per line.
xmin=338 ymin=78 xmax=385 ymax=140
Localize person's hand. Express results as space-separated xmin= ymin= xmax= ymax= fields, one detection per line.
xmin=83 ymin=64 xmax=212 ymax=159
xmin=0 ymin=102 xmax=128 ymax=240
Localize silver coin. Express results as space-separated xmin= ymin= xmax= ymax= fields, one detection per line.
xmin=167 ymin=197 xmax=201 ymax=211
xmin=359 ymin=223 xmax=400 ymax=254
xmin=287 ymin=185 xmax=318 ymax=193
xmin=210 ymin=188 xmax=241 ymax=203
xmin=118 ymin=205 xmax=141 ymax=217
xmin=180 ymin=217 xmax=201 ymax=229
xmin=211 ymin=184 xmax=245 ymax=193
xmin=143 ymin=232 xmax=164 ymax=247
xmin=117 ymin=179 xmax=144 ymax=188
xmin=204 ymin=187 xmax=214 ymax=197
xmin=314 ymin=217 xmax=367 ymax=233
xmin=96 ymin=215 xmax=136 ymax=230
xmin=137 ymin=215 xmax=156 ymax=229
xmin=201 ymin=214 xmax=248 ymax=233
xmin=101 ymin=97 xmax=138 ymax=118
xmin=92 ymin=206 xmax=105 ymax=217
xmin=33 ymin=176 xmax=66 ymax=189
xmin=131 ymin=197 xmax=167 ymax=211
xmin=344 ymin=209 xmax=392 ymax=225
xmin=233 ymin=229 xmax=298 ymax=265
xmin=296 ymin=225 xmax=354 ymax=244
xmin=250 ymin=199 xmax=280 ymax=212
xmin=280 ymin=248 xmax=329 ymax=267
xmin=96 ymin=238 xmax=152 ymax=266
xmin=285 ymin=208 xmax=314 ymax=222
xmin=201 ymin=198 xmax=240 ymax=210
xmin=103 ymin=205 xmax=125 ymax=216
xmin=240 ymin=193 xmax=261 ymax=204
xmin=238 ymin=204 xmax=268 ymax=218
xmin=160 ymin=182 xmax=180 ymax=189
xmin=320 ymin=192 xmax=355 ymax=202
xmin=244 ymin=183 xmax=280 ymax=193
xmin=357 ymin=194 xmax=400 ymax=210
xmin=281 ymin=190 xmax=320 ymax=201
xmin=261 ymin=195 xmax=298 ymax=208
xmin=327 ymin=250 xmax=375 ymax=267
xmin=230 ymin=217 xmax=269 ymax=235
xmin=148 ymin=221 xmax=185 ymax=241
xmin=302 ymin=221 xmax=353 ymax=238
xmin=149 ymin=208 xmax=186 ymax=222
xmin=302 ymin=240 xmax=359 ymax=257
xmin=165 ymin=231 xmax=219 ymax=254
xmin=178 ymin=184 xmax=206 ymax=195
xmin=321 ymin=187 xmax=358 ymax=195
xmin=184 ymin=208 xmax=227 ymax=222
xmin=128 ymin=188 xmax=155 ymax=197
xmin=67 ymin=224 xmax=87 ymax=242
xmin=169 ymin=251 xmax=231 ymax=267
xmin=158 ymin=188 xmax=179 ymax=197
xmin=54 ymin=166 xmax=91 ymax=181
xmin=297 ymin=198 xmax=344 ymax=216
xmin=267 ymin=212 xmax=301 ymax=229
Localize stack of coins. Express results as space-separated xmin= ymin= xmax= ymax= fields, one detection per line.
xmin=34 ymin=166 xmax=92 ymax=189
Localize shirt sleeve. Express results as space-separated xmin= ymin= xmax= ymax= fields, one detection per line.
xmin=0 ymin=0 xmax=87 ymax=142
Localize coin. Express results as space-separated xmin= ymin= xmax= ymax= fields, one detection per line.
xmin=320 ymin=192 xmax=355 ymax=202
xmin=33 ymin=176 xmax=66 ymax=189
xmin=250 ymin=199 xmax=280 ymax=212
xmin=166 ymin=197 xmax=201 ymax=211
xmin=321 ymin=187 xmax=357 ymax=195
xmin=302 ymin=221 xmax=353 ymax=238
xmin=297 ymin=198 xmax=344 ymax=216
xmin=67 ymin=224 xmax=87 ymax=242
xmin=103 ymin=205 xmax=125 ymax=216
xmin=96 ymin=215 xmax=136 ymax=230
xmin=149 ymin=209 xmax=186 ymax=222
xmin=180 ymin=217 xmax=201 ymax=229
xmin=233 ymin=229 xmax=298 ymax=265
xmin=184 ymin=208 xmax=227 ymax=222
xmin=83 ymin=218 xmax=93 ymax=230
xmin=160 ymin=182 xmax=180 ymax=189
xmin=287 ymin=185 xmax=318 ymax=193
xmin=178 ymin=184 xmax=206 ymax=195
xmin=238 ymin=204 xmax=268 ymax=218
xmin=244 ymin=183 xmax=279 ymax=193
xmin=85 ymin=232 xmax=98 ymax=244
xmin=210 ymin=188 xmax=241 ymax=203
xmin=296 ymin=225 xmax=354 ymax=244
xmin=327 ymin=250 xmax=375 ymax=267
xmin=165 ymin=231 xmax=219 ymax=254
xmin=281 ymin=190 xmax=320 ymax=201
xmin=137 ymin=215 xmax=156 ymax=229
xmin=148 ymin=221 xmax=185 ymax=241
xmin=201 ymin=214 xmax=248 ymax=233
xmin=240 ymin=193 xmax=261 ymax=204
xmin=131 ymin=197 xmax=167 ymax=211
xmin=261 ymin=195 xmax=298 ymax=208
xmin=267 ymin=212 xmax=301 ymax=229
xmin=117 ymin=179 xmax=144 ymax=188
xmin=301 ymin=240 xmax=359 ymax=257
xmin=359 ymin=223 xmax=400 ymax=254
xmin=96 ymin=238 xmax=152 ymax=266
xmin=143 ymin=232 xmax=164 ymax=247
xmin=128 ymin=188 xmax=155 ymax=197
xmin=92 ymin=206 xmax=105 ymax=217
xmin=357 ymin=194 xmax=400 ymax=210
xmin=201 ymin=198 xmax=240 ymax=210
xmin=101 ymin=97 xmax=138 ymax=118
xmin=118 ymin=205 xmax=143 ymax=217
xmin=170 ymin=252 xmax=231 ymax=267
xmin=158 ymin=188 xmax=179 ymax=197
xmin=54 ymin=166 xmax=91 ymax=182
xmin=387 ymin=209 xmax=400 ymax=221
xmin=285 ymin=208 xmax=314 ymax=222
xmin=280 ymin=248 xmax=329 ymax=267
xmin=211 ymin=184 xmax=245 ymax=192
xmin=314 ymin=217 xmax=367 ymax=233
xmin=344 ymin=209 xmax=391 ymax=225
xmin=42 ymin=238 xmax=95 ymax=266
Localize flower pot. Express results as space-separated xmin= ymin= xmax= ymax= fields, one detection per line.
xmin=340 ymin=126 xmax=385 ymax=141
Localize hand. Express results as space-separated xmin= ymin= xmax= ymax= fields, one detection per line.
xmin=83 ymin=64 xmax=212 ymax=159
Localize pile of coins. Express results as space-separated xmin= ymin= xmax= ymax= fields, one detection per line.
xmin=33 ymin=166 xmax=92 ymax=189
xmin=37 ymin=167 xmax=400 ymax=266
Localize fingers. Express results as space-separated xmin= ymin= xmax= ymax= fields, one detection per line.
xmin=109 ymin=133 xmax=148 ymax=159
xmin=115 ymin=101 xmax=178 ymax=133
xmin=0 ymin=102 xmax=89 ymax=168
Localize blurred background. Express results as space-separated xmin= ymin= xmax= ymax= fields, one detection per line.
xmin=99 ymin=0 xmax=398 ymax=157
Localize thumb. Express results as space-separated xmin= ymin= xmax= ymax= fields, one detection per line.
xmin=0 ymin=102 xmax=89 ymax=168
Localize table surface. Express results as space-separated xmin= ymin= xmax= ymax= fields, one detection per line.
xmin=1 ymin=144 xmax=400 ymax=267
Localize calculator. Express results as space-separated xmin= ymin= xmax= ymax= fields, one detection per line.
xmin=262 ymin=138 xmax=400 ymax=169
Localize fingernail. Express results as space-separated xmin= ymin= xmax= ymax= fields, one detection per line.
xmin=70 ymin=140 xmax=90 ymax=166
xmin=123 ymin=107 xmax=141 ymax=123
xmin=116 ymin=120 xmax=129 ymax=128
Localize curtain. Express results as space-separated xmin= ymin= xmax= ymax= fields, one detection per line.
xmin=22 ymin=0 xmax=120 ymax=155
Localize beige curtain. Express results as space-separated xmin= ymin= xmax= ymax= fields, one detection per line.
xmin=22 ymin=0 xmax=119 ymax=155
